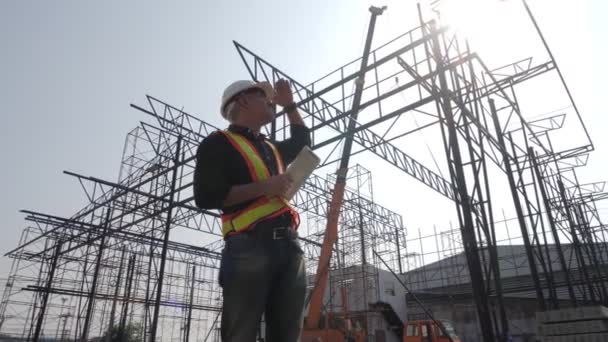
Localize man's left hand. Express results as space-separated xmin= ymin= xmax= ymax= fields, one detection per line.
xmin=273 ymin=79 xmax=294 ymax=107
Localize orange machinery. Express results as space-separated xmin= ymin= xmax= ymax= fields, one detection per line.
xmin=403 ymin=320 xmax=462 ymax=342
xmin=301 ymin=5 xmax=386 ymax=342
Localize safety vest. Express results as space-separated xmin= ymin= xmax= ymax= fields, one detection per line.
xmin=219 ymin=130 xmax=299 ymax=237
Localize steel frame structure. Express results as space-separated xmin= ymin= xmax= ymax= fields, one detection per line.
xmin=0 ymin=92 xmax=404 ymax=341
xmin=231 ymin=1 xmax=606 ymax=341
xmin=1 ymin=1 xmax=607 ymax=341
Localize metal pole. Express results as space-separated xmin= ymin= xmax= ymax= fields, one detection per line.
xmin=27 ymin=238 xmax=49 ymax=341
xmin=489 ymin=98 xmax=546 ymax=310
xmin=305 ymin=6 xmax=386 ymax=329
xmin=150 ymin=136 xmax=182 ymax=341
xmin=429 ymin=21 xmax=495 ymax=342
xmin=81 ymin=209 xmax=111 ymax=341
xmin=184 ymin=266 xmax=196 ymax=342
xmin=457 ymin=48 xmax=510 ymax=339
xmin=33 ymin=240 xmax=62 ymax=342
xmin=478 ymin=139 xmax=510 ymax=341
xmin=527 ymin=145 xmax=559 ymax=309
xmin=143 ymin=175 xmax=161 ymax=340
xmin=358 ymin=194 xmax=367 ymax=266
xmin=528 ymin=148 xmax=577 ymax=305
xmin=396 ymin=225 xmax=403 ymax=274
xmin=60 ymin=314 xmax=68 ymax=342
xmin=120 ymin=254 xmax=137 ymax=339
xmin=106 ymin=247 xmax=126 ymax=342
xmin=509 ymin=145 xmax=554 ymax=305
xmin=54 ymin=298 xmax=67 ymax=339
xmin=74 ymin=231 xmax=93 ymax=341
xmin=558 ymin=179 xmax=596 ymax=302
xmin=576 ymin=204 xmax=608 ymax=302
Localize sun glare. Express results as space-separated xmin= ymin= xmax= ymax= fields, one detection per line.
xmin=438 ymin=0 xmax=505 ymax=41
xmin=433 ymin=0 xmax=537 ymax=65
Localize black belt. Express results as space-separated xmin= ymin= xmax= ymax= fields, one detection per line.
xmin=245 ymin=226 xmax=297 ymax=240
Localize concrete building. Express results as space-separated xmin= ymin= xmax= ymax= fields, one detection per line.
xmin=403 ymin=244 xmax=608 ymax=342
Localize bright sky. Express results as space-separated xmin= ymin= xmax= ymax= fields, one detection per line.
xmin=1 ymin=0 xmax=607 ymax=280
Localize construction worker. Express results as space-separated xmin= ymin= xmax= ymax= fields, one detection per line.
xmin=193 ymin=79 xmax=310 ymax=342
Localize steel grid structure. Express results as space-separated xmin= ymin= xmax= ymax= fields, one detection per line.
xmin=232 ymin=2 xmax=606 ymax=341
xmin=1 ymin=1 xmax=607 ymax=341
xmin=0 ymin=92 xmax=405 ymax=341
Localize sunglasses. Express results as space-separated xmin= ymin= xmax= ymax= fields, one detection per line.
xmin=244 ymin=88 xmax=268 ymax=98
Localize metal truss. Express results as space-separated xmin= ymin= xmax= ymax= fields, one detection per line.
xmin=1 ymin=2 xmax=607 ymax=342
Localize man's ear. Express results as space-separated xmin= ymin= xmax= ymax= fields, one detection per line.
xmin=236 ymin=96 xmax=248 ymax=110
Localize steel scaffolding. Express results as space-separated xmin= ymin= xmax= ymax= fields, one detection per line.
xmin=1 ymin=1 xmax=607 ymax=341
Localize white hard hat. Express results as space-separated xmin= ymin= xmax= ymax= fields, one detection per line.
xmin=220 ymin=80 xmax=273 ymax=120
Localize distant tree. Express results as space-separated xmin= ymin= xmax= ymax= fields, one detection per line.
xmin=98 ymin=322 xmax=142 ymax=342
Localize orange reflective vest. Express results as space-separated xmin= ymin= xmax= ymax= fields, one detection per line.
xmin=219 ymin=130 xmax=299 ymax=237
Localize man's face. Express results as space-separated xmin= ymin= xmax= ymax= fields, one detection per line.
xmin=240 ymin=88 xmax=274 ymax=125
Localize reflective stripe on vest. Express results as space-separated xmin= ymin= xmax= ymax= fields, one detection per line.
xmin=220 ymin=130 xmax=294 ymax=236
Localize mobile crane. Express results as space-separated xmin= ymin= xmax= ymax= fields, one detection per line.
xmin=301 ymin=6 xmax=386 ymax=342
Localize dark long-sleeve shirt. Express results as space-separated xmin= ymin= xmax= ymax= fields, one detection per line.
xmin=193 ymin=124 xmax=310 ymax=228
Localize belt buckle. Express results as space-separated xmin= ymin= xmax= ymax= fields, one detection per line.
xmin=272 ymin=227 xmax=286 ymax=240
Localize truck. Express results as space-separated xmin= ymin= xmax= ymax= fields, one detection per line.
xmin=404 ymin=320 xmax=462 ymax=342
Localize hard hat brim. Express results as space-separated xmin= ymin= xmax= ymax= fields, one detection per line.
xmin=221 ymin=81 xmax=274 ymax=118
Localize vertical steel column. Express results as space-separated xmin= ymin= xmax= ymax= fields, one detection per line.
xmin=458 ymin=47 xmax=510 ymax=340
xmin=529 ymin=148 xmax=577 ymax=305
xmin=428 ymin=21 xmax=495 ymax=342
xmin=143 ymin=176 xmax=161 ymax=340
xmin=184 ymin=266 xmax=196 ymax=342
xmin=27 ymin=238 xmax=49 ymax=341
xmin=575 ymin=204 xmax=608 ymax=302
xmin=119 ymin=254 xmax=137 ymax=336
xmin=150 ymin=136 xmax=182 ymax=341
xmin=510 ymin=135 xmax=557 ymax=308
xmin=81 ymin=209 xmax=111 ymax=341
xmin=395 ymin=225 xmax=403 ymax=274
xmin=478 ymin=138 xmax=510 ymax=341
xmin=358 ymin=202 xmax=367 ymax=265
xmin=558 ymin=180 xmax=596 ymax=302
xmin=489 ymin=99 xmax=545 ymax=309
xmin=74 ymin=231 xmax=93 ymax=341
xmin=33 ymin=241 xmax=63 ymax=342
xmin=106 ymin=247 xmax=126 ymax=342
xmin=526 ymin=147 xmax=559 ymax=309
